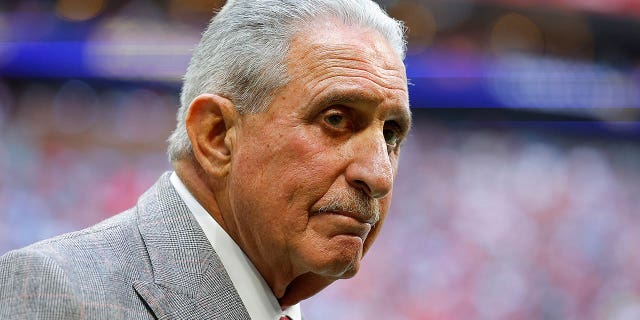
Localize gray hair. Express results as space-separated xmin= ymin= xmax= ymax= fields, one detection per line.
xmin=167 ymin=0 xmax=406 ymax=161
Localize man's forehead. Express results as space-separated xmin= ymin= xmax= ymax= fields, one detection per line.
xmin=287 ymin=33 xmax=407 ymax=91
xmin=289 ymin=20 xmax=406 ymax=74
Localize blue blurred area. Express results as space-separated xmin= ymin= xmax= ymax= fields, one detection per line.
xmin=1 ymin=1 xmax=640 ymax=319
xmin=2 ymin=39 xmax=640 ymax=110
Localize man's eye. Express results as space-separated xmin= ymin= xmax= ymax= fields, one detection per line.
xmin=383 ymin=127 xmax=400 ymax=149
xmin=324 ymin=112 xmax=348 ymax=129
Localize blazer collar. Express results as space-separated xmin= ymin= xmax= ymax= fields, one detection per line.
xmin=132 ymin=172 xmax=250 ymax=319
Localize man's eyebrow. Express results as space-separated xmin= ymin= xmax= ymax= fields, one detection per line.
xmin=315 ymin=91 xmax=380 ymax=108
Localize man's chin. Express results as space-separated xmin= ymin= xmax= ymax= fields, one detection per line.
xmin=315 ymin=244 xmax=363 ymax=279
xmin=278 ymin=238 xmax=365 ymax=306
xmin=337 ymin=264 xmax=360 ymax=279
xmin=313 ymin=261 xmax=360 ymax=280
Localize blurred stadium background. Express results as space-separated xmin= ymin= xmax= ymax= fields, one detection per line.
xmin=1 ymin=0 xmax=639 ymax=319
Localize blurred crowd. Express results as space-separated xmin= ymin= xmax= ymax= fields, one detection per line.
xmin=1 ymin=80 xmax=639 ymax=319
xmin=0 ymin=80 xmax=174 ymax=250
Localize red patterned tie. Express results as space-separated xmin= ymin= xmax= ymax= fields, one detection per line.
xmin=279 ymin=316 xmax=292 ymax=320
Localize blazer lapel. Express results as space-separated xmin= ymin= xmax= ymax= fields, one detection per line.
xmin=132 ymin=172 xmax=250 ymax=320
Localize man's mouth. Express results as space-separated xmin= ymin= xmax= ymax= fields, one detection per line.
xmin=315 ymin=210 xmax=373 ymax=239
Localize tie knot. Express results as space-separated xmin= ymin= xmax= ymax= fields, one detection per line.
xmin=280 ymin=316 xmax=292 ymax=320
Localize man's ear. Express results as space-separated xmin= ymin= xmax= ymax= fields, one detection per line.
xmin=185 ymin=94 xmax=238 ymax=177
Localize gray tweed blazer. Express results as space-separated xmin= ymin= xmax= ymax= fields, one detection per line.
xmin=0 ymin=172 xmax=251 ymax=319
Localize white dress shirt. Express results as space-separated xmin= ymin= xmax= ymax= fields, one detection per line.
xmin=170 ymin=172 xmax=301 ymax=320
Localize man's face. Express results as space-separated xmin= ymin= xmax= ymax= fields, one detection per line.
xmin=226 ymin=21 xmax=410 ymax=286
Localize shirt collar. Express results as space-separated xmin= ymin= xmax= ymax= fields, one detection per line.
xmin=170 ymin=172 xmax=301 ymax=320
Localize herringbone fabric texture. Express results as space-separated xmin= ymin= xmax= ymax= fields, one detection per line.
xmin=0 ymin=172 xmax=251 ymax=320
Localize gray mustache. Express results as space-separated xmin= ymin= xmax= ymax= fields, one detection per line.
xmin=316 ymin=191 xmax=380 ymax=225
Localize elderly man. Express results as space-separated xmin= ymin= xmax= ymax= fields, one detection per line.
xmin=0 ymin=0 xmax=411 ymax=319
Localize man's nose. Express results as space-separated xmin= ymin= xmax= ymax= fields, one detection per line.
xmin=344 ymin=130 xmax=394 ymax=199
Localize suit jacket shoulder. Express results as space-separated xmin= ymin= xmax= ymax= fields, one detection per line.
xmin=0 ymin=172 xmax=250 ymax=320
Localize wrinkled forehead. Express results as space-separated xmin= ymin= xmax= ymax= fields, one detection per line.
xmin=286 ymin=20 xmax=409 ymax=102
xmin=289 ymin=19 xmax=406 ymax=72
